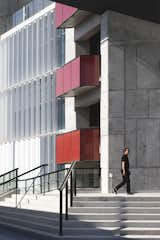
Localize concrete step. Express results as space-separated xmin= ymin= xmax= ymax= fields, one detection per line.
xmin=69 ymin=207 xmax=120 ymax=213
xmin=73 ymin=201 xmax=121 ymax=207
xmin=121 ymin=228 xmax=160 ymax=236
xmin=73 ymin=200 xmax=160 ymax=208
xmin=121 ymin=207 xmax=160 ymax=214
xmin=122 ymin=214 xmax=160 ymax=221
xmin=0 ymin=214 xmax=121 ymax=239
xmin=74 ymin=196 xmax=160 ymax=202
xmin=69 ymin=213 xmax=120 ymax=220
xmin=122 ymin=220 xmax=160 ymax=228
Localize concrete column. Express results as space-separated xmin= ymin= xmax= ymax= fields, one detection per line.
xmin=65 ymin=28 xmax=76 ymax=63
xmin=65 ymin=97 xmax=76 ymax=131
xmin=100 ymin=12 xmax=109 ymax=193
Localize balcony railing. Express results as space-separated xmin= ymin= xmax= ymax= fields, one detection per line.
xmin=55 ymin=3 xmax=91 ymax=28
xmin=56 ymin=55 xmax=100 ymax=97
xmin=56 ymin=128 xmax=100 ymax=164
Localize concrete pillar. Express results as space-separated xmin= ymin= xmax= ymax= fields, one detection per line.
xmin=65 ymin=97 xmax=76 ymax=131
xmin=100 ymin=12 xmax=109 ymax=194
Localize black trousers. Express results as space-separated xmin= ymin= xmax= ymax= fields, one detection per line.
xmin=115 ymin=174 xmax=131 ymax=193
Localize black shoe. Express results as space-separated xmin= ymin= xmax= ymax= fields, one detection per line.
xmin=113 ymin=187 xmax=118 ymax=194
xmin=127 ymin=192 xmax=134 ymax=195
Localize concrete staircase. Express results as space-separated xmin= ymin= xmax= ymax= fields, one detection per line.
xmin=0 ymin=192 xmax=160 ymax=239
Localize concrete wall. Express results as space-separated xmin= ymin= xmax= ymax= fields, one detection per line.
xmin=106 ymin=11 xmax=160 ymax=192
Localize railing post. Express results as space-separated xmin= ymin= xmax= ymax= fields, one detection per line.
xmin=65 ymin=180 xmax=68 ymax=220
xmin=43 ymin=166 xmax=46 ymax=196
xmin=25 ymin=180 xmax=27 ymax=193
xmin=48 ymin=174 xmax=50 ymax=192
xmin=74 ymin=169 xmax=77 ymax=196
xmin=33 ymin=179 xmax=35 ymax=194
xmin=70 ymin=171 xmax=73 ymax=207
xmin=40 ymin=176 xmax=42 ymax=194
xmin=59 ymin=190 xmax=63 ymax=235
xmin=3 ymin=175 xmax=4 ymax=192
xmin=57 ymin=171 xmax=59 ymax=189
xmin=16 ymin=169 xmax=18 ymax=208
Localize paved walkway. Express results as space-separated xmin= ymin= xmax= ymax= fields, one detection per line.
xmin=0 ymin=227 xmax=37 ymax=240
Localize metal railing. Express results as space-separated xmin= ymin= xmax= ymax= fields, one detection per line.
xmin=16 ymin=164 xmax=48 ymax=207
xmin=59 ymin=161 xmax=78 ymax=235
xmin=17 ymin=168 xmax=69 ymax=195
xmin=0 ymin=168 xmax=18 ymax=196
xmin=0 ymin=163 xmax=101 ymax=236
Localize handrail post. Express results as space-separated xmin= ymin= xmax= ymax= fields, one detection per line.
xmin=40 ymin=176 xmax=42 ymax=194
xmin=48 ymin=174 xmax=50 ymax=192
xmin=25 ymin=180 xmax=27 ymax=193
xmin=33 ymin=179 xmax=35 ymax=194
xmin=43 ymin=166 xmax=46 ymax=196
xmin=74 ymin=169 xmax=77 ymax=196
xmin=59 ymin=190 xmax=63 ymax=235
xmin=70 ymin=171 xmax=73 ymax=207
xmin=3 ymin=175 xmax=4 ymax=192
xmin=57 ymin=171 xmax=59 ymax=189
xmin=16 ymin=169 xmax=18 ymax=208
xmin=65 ymin=180 xmax=68 ymax=220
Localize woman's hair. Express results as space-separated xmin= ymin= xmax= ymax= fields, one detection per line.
xmin=123 ymin=147 xmax=129 ymax=153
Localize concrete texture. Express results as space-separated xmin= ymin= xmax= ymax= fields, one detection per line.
xmin=103 ymin=11 xmax=160 ymax=192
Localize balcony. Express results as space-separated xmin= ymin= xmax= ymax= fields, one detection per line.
xmin=55 ymin=3 xmax=91 ymax=28
xmin=56 ymin=128 xmax=100 ymax=164
xmin=56 ymin=55 xmax=100 ymax=97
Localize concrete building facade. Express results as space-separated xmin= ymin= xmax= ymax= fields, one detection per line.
xmin=0 ymin=0 xmax=160 ymax=193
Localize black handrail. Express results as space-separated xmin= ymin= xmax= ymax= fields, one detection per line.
xmin=0 ymin=169 xmax=18 ymax=187
xmin=18 ymin=164 xmax=48 ymax=179
xmin=59 ymin=160 xmax=78 ymax=236
xmin=18 ymin=168 xmax=68 ymax=182
xmin=0 ymin=164 xmax=48 ymax=187
xmin=0 ymin=168 xmax=18 ymax=179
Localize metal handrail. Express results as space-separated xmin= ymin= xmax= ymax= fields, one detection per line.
xmin=59 ymin=160 xmax=78 ymax=236
xmin=16 ymin=164 xmax=48 ymax=207
xmin=17 ymin=164 xmax=48 ymax=179
xmin=16 ymin=168 xmax=44 ymax=208
xmin=0 ymin=168 xmax=18 ymax=179
xmin=0 ymin=169 xmax=19 ymax=187
xmin=18 ymin=168 xmax=68 ymax=182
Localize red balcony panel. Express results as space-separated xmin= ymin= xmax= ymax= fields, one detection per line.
xmin=72 ymin=57 xmax=81 ymax=89
xmin=55 ymin=3 xmax=63 ymax=29
xmin=63 ymin=62 xmax=72 ymax=93
xmin=55 ymin=3 xmax=77 ymax=28
xmin=80 ymin=56 xmax=100 ymax=86
xmin=63 ymin=132 xmax=72 ymax=163
xmin=56 ymin=134 xmax=64 ymax=164
xmin=62 ymin=5 xmax=77 ymax=23
xmin=71 ymin=130 xmax=81 ymax=161
xmin=81 ymin=129 xmax=93 ymax=161
xmin=92 ymin=129 xmax=100 ymax=160
xmin=56 ymin=128 xmax=100 ymax=164
xmin=56 ymin=55 xmax=100 ymax=97
xmin=55 ymin=3 xmax=91 ymax=28
xmin=56 ymin=68 xmax=64 ymax=97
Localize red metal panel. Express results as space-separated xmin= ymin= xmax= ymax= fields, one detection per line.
xmin=62 ymin=5 xmax=77 ymax=23
xmin=56 ymin=129 xmax=99 ymax=164
xmin=71 ymin=130 xmax=80 ymax=161
xmin=56 ymin=134 xmax=64 ymax=164
xmin=55 ymin=3 xmax=63 ymax=28
xmin=72 ymin=57 xmax=81 ymax=89
xmin=92 ymin=129 xmax=100 ymax=160
xmin=80 ymin=56 xmax=100 ymax=86
xmin=63 ymin=132 xmax=72 ymax=163
xmin=64 ymin=62 xmax=72 ymax=94
xmin=56 ymin=68 xmax=64 ymax=97
xmin=80 ymin=129 xmax=93 ymax=161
